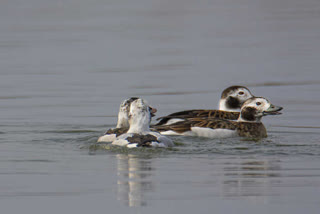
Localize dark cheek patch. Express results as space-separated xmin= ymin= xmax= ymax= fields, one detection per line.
xmin=226 ymin=97 xmax=240 ymax=109
xmin=241 ymin=107 xmax=257 ymax=121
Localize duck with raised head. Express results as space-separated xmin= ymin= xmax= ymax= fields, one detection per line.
xmin=112 ymin=98 xmax=174 ymax=148
xmin=97 ymin=97 xmax=157 ymax=143
xmin=154 ymin=97 xmax=283 ymax=138
xmin=154 ymin=86 xmax=253 ymax=126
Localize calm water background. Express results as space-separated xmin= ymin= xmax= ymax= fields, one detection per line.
xmin=1 ymin=0 xmax=320 ymax=213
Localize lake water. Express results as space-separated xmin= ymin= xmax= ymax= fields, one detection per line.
xmin=1 ymin=0 xmax=320 ymax=213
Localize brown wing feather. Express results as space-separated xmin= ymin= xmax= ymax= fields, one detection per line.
xmin=155 ymin=109 xmax=240 ymax=125
xmin=126 ymin=134 xmax=158 ymax=147
xmin=105 ymin=127 xmax=128 ymax=136
xmin=194 ymin=110 xmax=239 ymax=120
xmin=188 ymin=118 xmax=238 ymax=130
xmin=152 ymin=121 xmax=192 ymax=134
xmin=152 ymin=118 xmax=238 ymax=133
xmin=153 ymin=118 xmax=268 ymax=138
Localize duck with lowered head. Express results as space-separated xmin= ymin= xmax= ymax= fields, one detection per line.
xmin=97 ymin=97 xmax=157 ymax=143
xmin=112 ymin=98 xmax=174 ymax=148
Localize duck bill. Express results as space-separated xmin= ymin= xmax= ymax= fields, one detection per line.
xmin=149 ymin=106 xmax=157 ymax=117
xmin=263 ymin=104 xmax=283 ymax=115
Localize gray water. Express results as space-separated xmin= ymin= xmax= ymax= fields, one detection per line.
xmin=1 ymin=0 xmax=320 ymax=213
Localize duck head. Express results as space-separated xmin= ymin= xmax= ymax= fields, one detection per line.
xmin=116 ymin=97 xmax=157 ymax=128
xmin=219 ymin=86 xmax=254 ymax=111
xmin=239 ymin=97 xmax=283 ymax=122
xmin=127 ymin=98 xmax=156 ymax=133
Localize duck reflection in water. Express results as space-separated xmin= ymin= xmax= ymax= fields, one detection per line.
xmin=116 ymin=154 xmax=154 ymax=207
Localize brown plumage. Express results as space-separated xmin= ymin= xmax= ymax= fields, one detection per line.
xmin=236 ymin=122 xmax=267 ymax=138
xmin=154 ymin=96 xmax=283 ymax=139
xmin=155 ymin=109 xmax=240 ymax=125
xmin=126 ymin=134 xmax=159 ymax=147
xmin=105 ymin=127 xmax=128 ymax=137
xmin=155 ymin=86 xmax=254 ymax=126
xmin=153 ymin=118 xmax=268 ymax=138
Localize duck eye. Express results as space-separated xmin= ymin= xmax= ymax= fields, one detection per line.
xmin=256 ymin=102 xmax=261 ymax=106
xmin=238 ymin=91 xmax=244 ymax=95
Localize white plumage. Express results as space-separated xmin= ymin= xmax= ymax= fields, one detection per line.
xmin=112 ymin=99 xmax=174 ymax=148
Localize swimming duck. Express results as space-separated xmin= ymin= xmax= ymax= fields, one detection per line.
xmin=97 ymin=97 xmax=157 ymax=143
xmin=155 ymin=86 xmax=253 ymax=126
xmin=153 ymin=97 xmax=283 ymax=138
xmin=112 ymin=98 xmax=174 ymax=148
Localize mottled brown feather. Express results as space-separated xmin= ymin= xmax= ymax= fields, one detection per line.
xmin=236 ymin=122 xmax=267 ymax=138
xmin=153 ymin=118 xmax=268 ymax=138
xmin=155 ymin=109 xmax=240 ymax=125
xmin=105 ymin=127 xmax=128 ymax=136
xmin=126 ymin=134 xmax=159 ymax=147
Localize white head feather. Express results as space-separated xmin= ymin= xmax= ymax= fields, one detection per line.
xmin=127 ymin=99 xmax=152 ymax=133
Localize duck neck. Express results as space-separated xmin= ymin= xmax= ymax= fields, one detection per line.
xmin=116 ymin=110 xmax=129 ymax=128
xmin=238 ymin=107 xmax=261 ymax=123
xmin=127 ymin=112 xmax=150 ymax=133
xmin=238 ymin=116 xmax=261 ymax=123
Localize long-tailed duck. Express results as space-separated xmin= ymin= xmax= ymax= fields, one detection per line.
xmin=97 ymin=97 xmax=157 ymax=143
xmin=154 ymin=86 xmax=253 ymax=126
xmin=112 ymin=98 xmax=174 ymax=148
xmin=154 ymin=97 xmax=283 ymax=138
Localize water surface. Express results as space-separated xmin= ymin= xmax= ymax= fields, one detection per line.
xmin=1 ymin=0 xmax=320 ymax=213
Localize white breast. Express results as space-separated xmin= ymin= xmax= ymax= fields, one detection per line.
xmin=190 ymin=127 xmax=237 ymax=138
